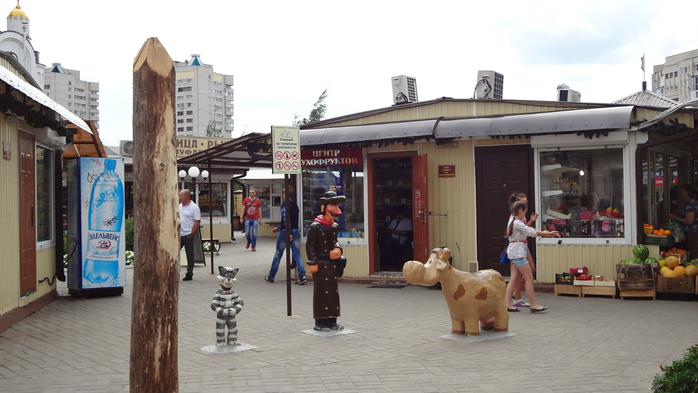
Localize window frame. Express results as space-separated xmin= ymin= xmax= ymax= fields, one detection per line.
xmin=35 ymin=144 xmax=55 ymax=250
xmin=533 ymin=135 xmax=634 ymax=246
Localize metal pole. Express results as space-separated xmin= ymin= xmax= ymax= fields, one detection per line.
xmin=209 ymin=165 xmax=214 ymax=274
xmin=285 ymin=174 xmax=292 ymax=316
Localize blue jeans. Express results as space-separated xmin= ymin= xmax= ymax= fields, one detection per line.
xmin=268 ymin=229 xmax=306 ymax=279
xmin=244 ymin=219 xmax=259 ymax=247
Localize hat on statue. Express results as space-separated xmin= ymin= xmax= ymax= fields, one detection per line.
xmin=319 ymin=191 xmax=346 ymax=206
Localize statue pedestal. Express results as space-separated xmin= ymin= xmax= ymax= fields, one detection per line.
xmin=200 ymin=343 xmax=257 ymax=354
xmin=301 ymin=329 xmax=356 ymax=337
xmin=440 ymin=331 xmax=515 ymax=343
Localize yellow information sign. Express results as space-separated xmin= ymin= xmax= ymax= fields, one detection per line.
xmin=271 ymin=126 xmax=301 ymax=174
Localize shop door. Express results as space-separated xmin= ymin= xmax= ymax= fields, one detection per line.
xmin=412 ymin=154 xmax=429 ymax=263
xmin=19 ymin=133 xmax=36 ymax=296
xmin=475 ymin=146 xmax=534 ymax=275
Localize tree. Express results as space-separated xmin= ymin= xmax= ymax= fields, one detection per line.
xmin=206 ymin=120 xmax=222 ymax=138
xmin=293 ymin=88 xmax=328 ymax=126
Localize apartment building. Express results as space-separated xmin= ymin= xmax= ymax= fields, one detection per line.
xmin=43 ymin=63 xmax=100 ymax=129
xmin=174 ymin=54 xmax=234 ymax=138
xmin=652 ymin=48 xmax=698 ymax=102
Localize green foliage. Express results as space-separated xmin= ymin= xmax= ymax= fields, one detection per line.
xmin=125 ymin=217 xmax=134 ymax=252
xmin=293 ymin=88 xmax=328 ymax=126
xmin=206 ymin=120 xmax=222 ymax=138
xmin=652 ymin=344 xmax=698 ymax=393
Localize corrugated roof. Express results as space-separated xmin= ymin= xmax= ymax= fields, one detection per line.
xmin=612 ymin=89 xmax=678 ymax=108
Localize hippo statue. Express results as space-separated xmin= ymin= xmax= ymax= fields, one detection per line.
xmin=403 ymin=247 xmax=508 ymax=336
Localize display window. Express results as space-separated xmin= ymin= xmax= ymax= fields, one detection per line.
xmin=199 ymin=182 xmax=228 ymax=220
xmin=301 ymin=166 xmax=365 ymax=240
xmin=538 ymin=147 xmax=628 ymax=243
xmin=242 ymin=183 xmax=282 ymax=221
xmin=641 ymin=149 xmax=688 ymax=228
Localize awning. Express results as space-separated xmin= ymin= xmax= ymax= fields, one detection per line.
xmin=300 ymin=119 xmax=438 ymax=146
xmin=299 ymin=106 xmax=635 ymax=147
xmin=0 ymin=63 xmax=91 ymax=134
xmin=177 ymin=132 xmax=273 ymax=169
xmin=62 ymin=120 xmax=107 ymax=159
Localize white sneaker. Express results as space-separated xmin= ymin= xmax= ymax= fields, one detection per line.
xmin=513 ymin=299 xmax=530 ymax=307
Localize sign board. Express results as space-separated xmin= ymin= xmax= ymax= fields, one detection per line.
xmin=438 ymin=165 xmax=456 ymax=178
xmin=301 ymin=148 xmax=362 ymax=167
xmin=271 ymin=126 xmax=301 ymax=174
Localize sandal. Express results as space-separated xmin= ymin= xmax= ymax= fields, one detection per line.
xmin=507 ymin=307 xmax=520 ymax=312
xmin=530 ymin=306 xmax=548 ymax=313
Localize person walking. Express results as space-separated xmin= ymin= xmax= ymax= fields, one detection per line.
xmin=265 ymin=186 xmax=307 ymax=284
xmin=669 ymin=183 xmax=698 ymax=258
xmin=240 ymin=188 xmax=262 ymax=251
xmin=505 ymin=201 xmax=559 ymax=313
xmin=506 ymin=192 xmax=538 ymax=308
xmin=179 ymin=189 xmax=201 ymax=281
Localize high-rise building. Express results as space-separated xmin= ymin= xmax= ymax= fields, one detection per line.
xmin=43 ymin=63 xmax=100 ymax=129
xmin=174 ymin=54 xmax=234 ymax=138
xmin=475 ymin=70 xmax=504 ymax=99
xmin=652 ymin=49 xmax=698 ymax=103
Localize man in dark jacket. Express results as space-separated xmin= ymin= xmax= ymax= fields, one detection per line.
xmin=306 ymin=191 xmax=347 ymax=331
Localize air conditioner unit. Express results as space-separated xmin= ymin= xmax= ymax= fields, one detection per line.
xmin=558 ymin=89 xmax=581 ymax=103
xmin=391 ymin=75 xmax=418 ymax=105
xmin=120 ymin=140 xmax=134 ymax=157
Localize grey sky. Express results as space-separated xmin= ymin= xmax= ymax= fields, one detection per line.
xmin=23 ymin=0 xmax=698 ymax=146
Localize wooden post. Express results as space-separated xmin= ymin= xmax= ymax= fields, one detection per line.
xmin=130 ymin=37 xmax=179 ymax=392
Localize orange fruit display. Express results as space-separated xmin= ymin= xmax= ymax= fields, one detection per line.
xmin=673 ymin=266 xmax=686 ymax=277
xmin=666 ymin=256 xmax=680 ymax=269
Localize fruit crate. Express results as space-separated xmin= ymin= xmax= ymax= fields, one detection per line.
xmin=644 ymin=234 xmax=675 ymax=246
xmin=582 ymin=285 xmax=617 ymax=298
xmin=555 ymin=273 xmax=575 ymax=285
xmin=616 ymin=264 xmax=655 ymax=289
xmin=657 ymin=276 xmax=695 ymax=294
xmin=554 ymin=284 xmax=581 ymax=297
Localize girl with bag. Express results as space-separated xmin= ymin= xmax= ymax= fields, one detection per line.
xmin=240 ymin=189 xmax=263 ymax=251
xmin=505 ymin=201 xmax=559 ymax=313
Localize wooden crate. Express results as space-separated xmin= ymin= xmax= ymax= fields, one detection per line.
xmin=657 ymin=276 xmax=695 ymax=294
xmin=582 ymin=285 xmax=617 ymax=298
xmin=555 ymin=284 xmax=581 ymax=297
xmin=619 ymin=288 xmax=656 ymax=300
xmin=616 ymin=264 xmax=655 ymax=289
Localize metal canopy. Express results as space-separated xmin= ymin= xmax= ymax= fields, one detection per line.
xmin=176 ymin=132 xmax=273 ymax=169
xmin=299 ymin=106 xmax=635 ymax=146
xmin=0 ymin=63 xmax=91 ymax=134
xmin=435 ymin=106 xmax=634 ymax=138
xmin=300 ymin=119 xmax=438 ymax=146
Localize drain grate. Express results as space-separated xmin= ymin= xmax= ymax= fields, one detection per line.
xmin=367 ymin=285 xmax=407 ymax=289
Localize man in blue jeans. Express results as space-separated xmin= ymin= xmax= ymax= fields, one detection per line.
xmin=265 ymin=185 xmax=307 ymax=284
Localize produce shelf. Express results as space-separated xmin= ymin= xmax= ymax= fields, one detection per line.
xmin=582 ymin=286 xmax=617 ymax=298
xmin=619 ymin=288 xmax=656 ymax=300
xmin=554 ymin=284 xmax=581 ymax=297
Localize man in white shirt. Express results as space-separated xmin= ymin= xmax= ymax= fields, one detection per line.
xmin=179 ymin=189 xmax=201 ymax=281
xmin=387 ymin=210 xmax=413 ymax=246
xmin=381 ymin=209 xmax=413 ymax=267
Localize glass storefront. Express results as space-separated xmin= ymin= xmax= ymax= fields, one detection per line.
xmin=539 ymin=148 xmax=626 ymax=240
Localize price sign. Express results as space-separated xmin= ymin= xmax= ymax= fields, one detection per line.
xmin=271 ymin=126 xmax=301 ymax=174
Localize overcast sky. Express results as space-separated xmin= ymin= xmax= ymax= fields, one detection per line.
xmin=23 ymin=0 xmax=698 ymax=146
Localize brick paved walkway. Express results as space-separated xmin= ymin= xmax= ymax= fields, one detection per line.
xmin=1 ymin=237 xmax=697 ymax=392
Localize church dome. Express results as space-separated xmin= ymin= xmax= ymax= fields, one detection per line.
xmin=8 ymin=2 xmax=27 ymax=18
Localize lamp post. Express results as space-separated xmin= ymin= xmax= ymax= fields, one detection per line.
xmin=178 ymin=166 xmax=208 ymax=204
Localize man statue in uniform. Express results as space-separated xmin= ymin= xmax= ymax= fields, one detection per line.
xmin=306 ymin=191 xmax=347 ymax=331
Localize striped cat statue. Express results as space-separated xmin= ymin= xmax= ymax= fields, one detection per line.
xmin=211 ymin=266 xmax=244 ymax=346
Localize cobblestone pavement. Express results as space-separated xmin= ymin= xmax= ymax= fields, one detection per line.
xmin=1 ymin=237 xmax=697 ymax=392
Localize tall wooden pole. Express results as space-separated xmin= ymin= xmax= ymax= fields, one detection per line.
xmin=130 ymin=37 xmax=179 ymax=392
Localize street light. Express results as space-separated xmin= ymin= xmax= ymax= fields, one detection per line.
xmin=178 ymin=166 xmax=209 ymax=204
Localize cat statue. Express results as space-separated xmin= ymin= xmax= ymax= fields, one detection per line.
xmin=211 ymin=266 xmax=244 ymax=346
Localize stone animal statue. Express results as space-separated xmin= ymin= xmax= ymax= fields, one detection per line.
xmin=403 ymin=248 xmax=508 ymax=336
xmin=211 ymin=266 xmax=244 ymax=346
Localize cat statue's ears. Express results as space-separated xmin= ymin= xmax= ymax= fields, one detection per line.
xmin=218 ymin=266 xmax=239 ymax=278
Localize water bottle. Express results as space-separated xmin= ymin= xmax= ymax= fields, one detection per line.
xmin=84 ymin=159 xmax=124 ymax=286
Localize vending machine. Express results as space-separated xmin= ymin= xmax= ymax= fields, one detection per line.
xmin=66 ymin=157 xmax=126 ymax=296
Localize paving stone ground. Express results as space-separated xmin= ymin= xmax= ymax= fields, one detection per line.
xmin=1 ymin=237 xmax=697 ymax=392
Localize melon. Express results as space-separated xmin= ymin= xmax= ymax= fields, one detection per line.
xmin=685 ymin=265 xmax=698 ymax=277
xmin=633 ymin=244 xmax=650 ymax=260
xmin=645 ymin=257 xmax=658 ymax=265
xmin=666 ymin=256 xmax=680 ymax=269
xmin=662 ymin=269 xmax=678 ymax=278
xmin=658 ymin=259 xmax=667 ymax=268
xmin=673 ymin=266 xmax=686 ymax=277
xmin=659 ymin=266 xmax=671 ymax=276
xmin=628 ymin=256 xmax=643 ymax=265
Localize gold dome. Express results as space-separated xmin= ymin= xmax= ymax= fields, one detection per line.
xmin=8 ymin=2 xmax=27 ymax=18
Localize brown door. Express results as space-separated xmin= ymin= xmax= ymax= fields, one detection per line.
xmin=19 ymin=133 xmax=36 ymax=296
xmin=412 ymin=154 xmax=429 ymax=263
xmin=475 ymin=145 xmax=535 ymax=275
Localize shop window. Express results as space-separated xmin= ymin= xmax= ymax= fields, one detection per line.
xmin=198 ymin=182 xmax=228 ymax=221
xmin=539 ymin=148 xmax=626 ymax=241
xmin=36 ymin=146 xmax=53 ymax=245
xmin=301 ymin=166 xmax=365 ymax=239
